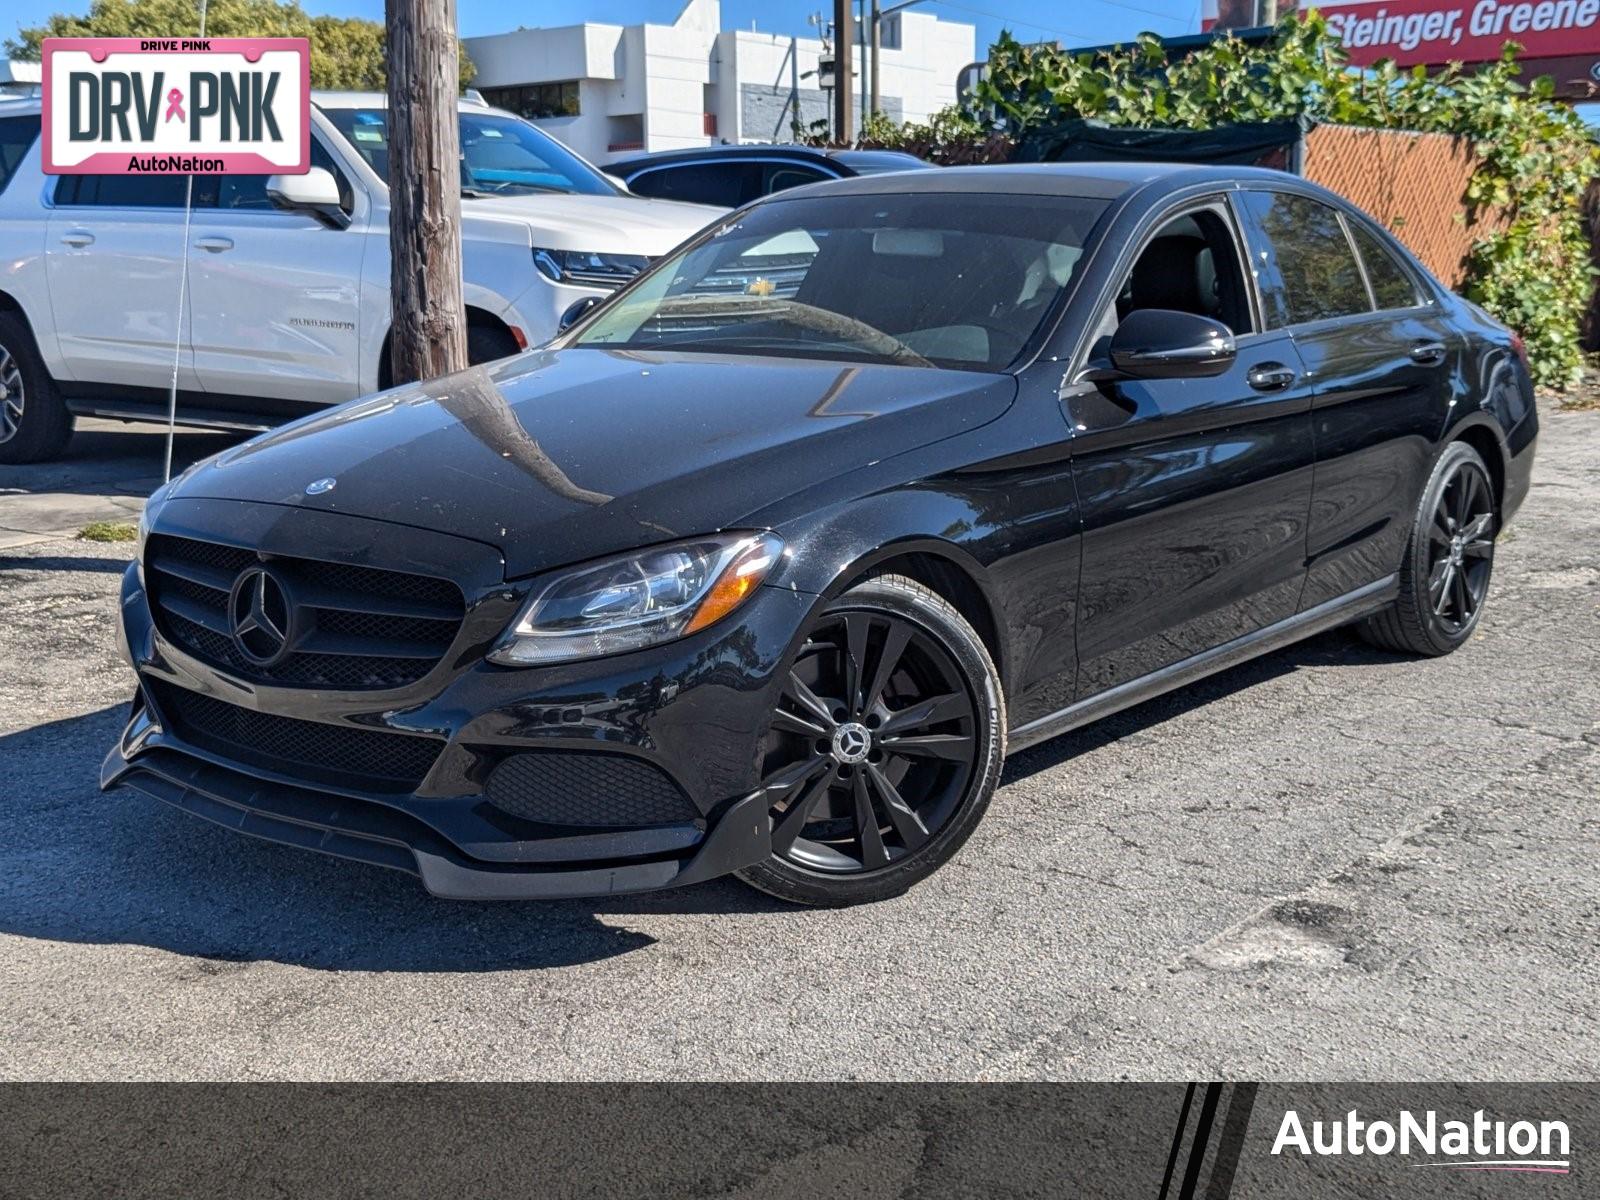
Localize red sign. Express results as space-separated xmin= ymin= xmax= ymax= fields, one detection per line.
xmin=1308 ymin=0 xmax=1600 ymax=67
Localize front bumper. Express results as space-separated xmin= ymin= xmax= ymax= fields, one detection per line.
xmin=105 ymin=498 xmax=815 ymax=898
xmin=101 ymin=742 xmax=775 ymax=899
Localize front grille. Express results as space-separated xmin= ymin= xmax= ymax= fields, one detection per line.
xmin=150 ymin=681 xmax=443 ymax=792
xmin=144 ymin=534 xmax=466 ymax=690
xmin=486 ymin=752 xmax=697 ymax=827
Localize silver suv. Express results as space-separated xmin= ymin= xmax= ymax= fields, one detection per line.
xmin=0 ymin=93 xmax=716 ymax=462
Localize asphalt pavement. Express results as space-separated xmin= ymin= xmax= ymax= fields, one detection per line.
xmin=0 ymin=406 xmax=1595 ymax=1080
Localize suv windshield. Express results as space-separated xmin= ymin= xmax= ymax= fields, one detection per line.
xmin=571 ymin=192 xmax=1106 ymax=371
xmin=323 ymin=107 xmax=618 ymax=197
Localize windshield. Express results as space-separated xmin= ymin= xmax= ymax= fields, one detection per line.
xmin=571 ymin=192 xmax=1106 ymax=371
xmin=323 ymin=107 xmax=618 ymax=197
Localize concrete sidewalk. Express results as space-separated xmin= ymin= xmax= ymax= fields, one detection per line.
xmin=0 ymin=419 xmax=239 ymax=548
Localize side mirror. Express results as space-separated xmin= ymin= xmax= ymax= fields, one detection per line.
xmin=558 ymin=295 xmax=601 ymax=333
xmin=266 ymin=167 xmax=350 ymax=229
xmin=1106 ymin=309 xmax=1236 ymax=380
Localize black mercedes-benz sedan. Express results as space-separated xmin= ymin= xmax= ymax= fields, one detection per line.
xmin=106 ymin=163 xmax=1537 ymax=906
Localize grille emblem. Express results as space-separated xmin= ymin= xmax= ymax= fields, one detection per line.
xmin=228 ymin=565 xmax=299 ymax=666
xmin=305 ymin=477 xmax=337 ymax=496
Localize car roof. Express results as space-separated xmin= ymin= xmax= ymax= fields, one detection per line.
xmin=606 ymin=144 xmax=836 ymax=172
xmin=312 ymin=90 xmax=493 ymax=111
xmin=769 ymin=161 xmax=1298 ymax=201
xmin=826 ymin=148 xmax=933 ymax=170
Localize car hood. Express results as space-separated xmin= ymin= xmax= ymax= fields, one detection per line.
xmin=172 ymin=349 xmax=1017 ymax=579
xmin=460 ymin=192 xmax=717 ymax=255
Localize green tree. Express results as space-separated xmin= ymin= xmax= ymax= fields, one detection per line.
xmin=7 ymin=0 xmax=474 ymax=90
xmin=834 ymin=15 xmax=1597 ymax=387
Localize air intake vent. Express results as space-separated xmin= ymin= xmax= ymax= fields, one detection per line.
xmin=486 ymin=752 xmax=697 ymax=827
xmin=150 ymin=681 xmax=444 ymax=792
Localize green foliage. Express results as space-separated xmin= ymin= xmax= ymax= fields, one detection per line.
xmin=851 ymin=15 xmax=1598 ymax=387
xmin=8 ymin=0 xmax=475 ymax=90
xmin=76 ymin=521 xmax=137 ymax=542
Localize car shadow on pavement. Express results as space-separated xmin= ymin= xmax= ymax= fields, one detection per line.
xmin=1002 ymin=626 xmax=1402 ymax=785
xmin=0 ymin=706 xmax=785 ymax=976
xmin=0 ymin=425 xmax=241 ymax=500
xmin=0 ymin=556 xmax=131 ymax=574
xmin=0 ymin=630 xmax=1397 ymax=974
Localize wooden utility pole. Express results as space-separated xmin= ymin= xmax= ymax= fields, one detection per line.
xmin=832 ymin=0 xmax=853 ymax=144
xmin=385 ymin=0 xmax=468 ymax=386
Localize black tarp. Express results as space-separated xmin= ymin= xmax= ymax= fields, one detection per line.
xmin=1013 ymin=118 xmax=1305 ymax=171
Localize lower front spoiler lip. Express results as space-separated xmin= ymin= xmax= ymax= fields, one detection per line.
xmin=101 ymin=747 xmax=774 ymax=901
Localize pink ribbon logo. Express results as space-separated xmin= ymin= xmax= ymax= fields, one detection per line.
xmin=164 ymin=88 xmax=185 ymax=123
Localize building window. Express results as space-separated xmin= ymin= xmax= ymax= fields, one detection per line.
xmin=482 ymin=82 xmax=581 ymax=119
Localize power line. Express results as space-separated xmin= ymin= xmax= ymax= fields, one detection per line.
xmin=1077 ymin=0 xmax=1193 ymax=26
xmin=919 ymin=0 xmax=1094 ymax=43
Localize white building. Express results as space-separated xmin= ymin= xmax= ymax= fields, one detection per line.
xmin=463 ymin=0 xmax=975 ymax=163
xmin=0 ymin=59 xmax=42 ymax=99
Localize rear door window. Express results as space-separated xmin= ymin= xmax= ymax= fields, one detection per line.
xmin=1235 ymin=190 xmax=1373 ymax=328
xmin=627 ymin=162 xmax=760 ymax=207
xmin=1348 ymin=220 xmax=1424 ymax=311
xmin=0 ymin=116 xmax=40 ymax=197
xmin=763 ymin=163 xmax=832 ymax=195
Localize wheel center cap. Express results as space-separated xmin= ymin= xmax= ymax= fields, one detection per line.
xmin=832 ymin=721 xmax=871 ymax=764
xmin=1449 ymin=538 xmax=1464 ymax=567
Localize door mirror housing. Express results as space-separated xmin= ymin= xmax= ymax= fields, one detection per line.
xmin=558 ymin=295 xmax=602 ymax=333
xmin=266 ymin=167 xmax=349 ymax=229
xmin=1105 ymin=309 xmax=1236 ymax=380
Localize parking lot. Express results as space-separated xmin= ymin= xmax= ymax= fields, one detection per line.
xmin=0 ymin=406 xmax=1596 ymax=1081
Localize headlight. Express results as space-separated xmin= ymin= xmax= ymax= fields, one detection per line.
xmin=489 ymin=533 xmax=784 ymax=666
xmin=532 ymin=247 xmax=650 ymax=289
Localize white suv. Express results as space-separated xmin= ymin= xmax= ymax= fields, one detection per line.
xmin=0 ymin=93 xmax=718 ymax=462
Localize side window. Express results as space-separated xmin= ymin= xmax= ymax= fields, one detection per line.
xmin=0 ymin=116 xmax=41 ymax=198
xmin=764 ymin=163 xmax=831 ymax=195
xmin=1348 ymin=220 xmax=1423 ymax=311
xmin=215 ymin=138 xmax=351 ymax=212
xmin=627 ymin=162 xmax=759 ymax=207
xmin=1236 ymin=191 xmax=1372 ymax=327
xmin=55 ymin=173 xmax=198 ymax=208
xmin=1113 ymin=206 xmax=1254 ymax=336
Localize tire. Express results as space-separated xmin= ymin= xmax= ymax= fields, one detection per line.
xmin=467 ymin=323 xmax=520 ymax=367
xmin=1360 ymin=441 xmax=1497 ymax=657
xmin=737 ymin=575 xmax=1005 ymax=907
xmin=0 ymin=311 xmax=73 ymax=464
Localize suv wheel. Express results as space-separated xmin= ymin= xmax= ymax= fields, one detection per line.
xmin=0 ymin=312 xmax=72 ymax=464
xmin=1361 ymin=441 xmax=1497 ymax=656
xmin=737 ymin=575 xmax=1005 ymax=907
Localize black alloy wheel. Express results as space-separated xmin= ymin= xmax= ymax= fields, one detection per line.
xmin=1363 ymin=441 xmax=1498 ymax=656
xmin=738 ymin=575 xmax=1004 ymax=906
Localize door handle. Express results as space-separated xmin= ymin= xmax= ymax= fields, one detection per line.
xmin=195 ymin=236 xmax=234 ymax=253
xmin=59 ymin=230 xmax=94 ymax=248
xmin=1409 ymin=340 xmax=1447 ymax=365
xmin=1246 ymin=362 xmax=1297 ymax=392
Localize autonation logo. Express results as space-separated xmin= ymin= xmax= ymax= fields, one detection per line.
xmin=1273 ymin=1109 xmax=1571 ymax=1175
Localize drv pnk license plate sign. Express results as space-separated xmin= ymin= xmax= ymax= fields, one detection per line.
xmin=41 ymin=37 xmax=310 ymax=175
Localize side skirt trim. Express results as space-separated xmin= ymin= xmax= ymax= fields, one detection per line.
xmin=1007 ymin=574 xmax=1398 ymax=754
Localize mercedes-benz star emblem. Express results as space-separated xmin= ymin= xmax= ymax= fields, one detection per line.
xmin=305 ymin=477 xmax=337 ymax=496
xmin=228 ymin=565 xmax=298 ymax=667
xmin=831 ymin=721 xmax=872 ymax=765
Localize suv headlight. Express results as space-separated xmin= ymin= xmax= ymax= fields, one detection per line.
xmin=532 ymin=247 xmax=651 ymax=288
xmin=489 ymin=533 xmax=784 ymax=666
